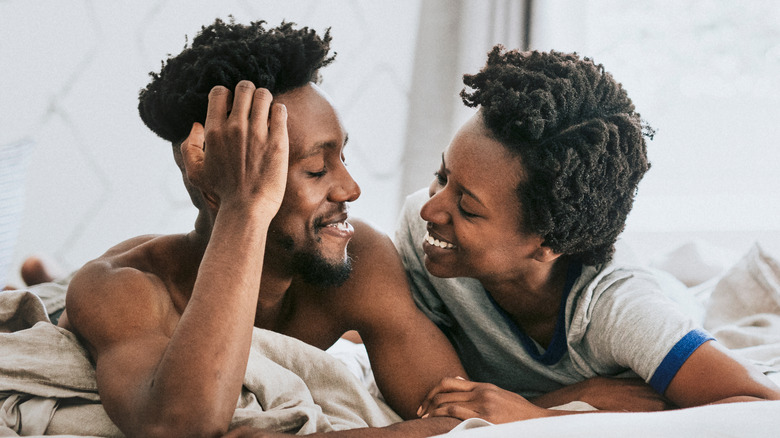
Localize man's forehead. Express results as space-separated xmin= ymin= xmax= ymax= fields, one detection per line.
xmin=276 ymin=84 xmax=346 ymax=160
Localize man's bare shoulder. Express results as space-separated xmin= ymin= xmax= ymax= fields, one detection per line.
xmin=346 ymin=218 xmax=398 ymax=267
xmin=334 ymin=218 xmax=418 ymax=321
xmin=64 ymin=234 xmax=187 ymax=351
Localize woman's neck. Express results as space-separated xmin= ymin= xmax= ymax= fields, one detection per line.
xmin=483 ymin=258 xmax=571 ymax=331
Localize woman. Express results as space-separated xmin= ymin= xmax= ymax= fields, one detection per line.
xmin=396 ymin=47 xmax=780 ymax=423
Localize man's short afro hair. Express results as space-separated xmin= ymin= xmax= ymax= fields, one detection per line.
xmin=138 ymin=17 xmax=335 ymax=144
xmin=461 ymin=47 xmax=652 ymax=265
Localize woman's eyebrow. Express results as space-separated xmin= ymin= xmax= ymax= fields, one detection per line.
xmin=443 ymin=153 xmax=485 ymax=207
xmin=460 ymin=185 xmax=484 ymax=207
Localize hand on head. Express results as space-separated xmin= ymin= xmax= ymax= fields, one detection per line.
xmin=181 ymin=81 xmax=290 ymax=217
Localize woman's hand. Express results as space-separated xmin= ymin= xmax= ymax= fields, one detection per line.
xmin=417 ymin=377 xmax=548 ymax=424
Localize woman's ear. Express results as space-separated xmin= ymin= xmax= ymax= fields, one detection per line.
xmin=533 ymin=245 xmax=562 ymax=263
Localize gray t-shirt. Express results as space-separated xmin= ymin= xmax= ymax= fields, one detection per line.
xmin=394 ymin=189 xmax=711 ymax=398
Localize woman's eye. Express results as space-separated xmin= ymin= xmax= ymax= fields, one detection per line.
xmin=457 ymin=202 xmax=478 ymax=218
xmin=434 ymin=171 xmax=447 ymax=185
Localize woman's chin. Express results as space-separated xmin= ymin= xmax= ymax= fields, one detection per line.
xmin=423 ymin=256 xmax=457 ymax=279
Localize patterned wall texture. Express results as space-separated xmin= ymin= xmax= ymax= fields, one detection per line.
xmin=1 ymin=0 xmax=423 ymax=284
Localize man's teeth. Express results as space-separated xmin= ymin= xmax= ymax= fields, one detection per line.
xmin=425 ymin=232 xmax=455 ymax=249
xmin=327 ymin=221 xmax=350 ymax=231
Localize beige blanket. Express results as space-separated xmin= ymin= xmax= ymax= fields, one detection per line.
xmin=704 ymin=243 xmax=780 ymax=375
xmin=0 ymin=288 xmax=400 ymax=437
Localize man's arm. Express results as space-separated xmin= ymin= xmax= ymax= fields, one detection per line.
xmin=66 ymin=82 xmax=289 ymax=438
xmin=337 ymin=220 xmax=467 ymax=422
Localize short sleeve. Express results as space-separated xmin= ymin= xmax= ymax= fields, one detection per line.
xmin=583 ymin=270 xmax=712 ymax=393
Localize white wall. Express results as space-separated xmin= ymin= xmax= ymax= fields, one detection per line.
xmin=1 ymin=0 xmax=422 ymax=284
xmin=532 ymin=0 xmax=780 ymax=256
xmin=532 ymin=0 xmax=780 ymax=231
xmin=4 ymin=0 xmax=779 ymax=286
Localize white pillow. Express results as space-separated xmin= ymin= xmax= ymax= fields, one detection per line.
xmin=649 ymin=239 xmax=739 ymax=287
xmin=704 ymin=243 xmax=780 ymax=331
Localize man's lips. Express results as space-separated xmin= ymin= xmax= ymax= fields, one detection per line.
xmin=318 ymin=214 xmax=354 ymax=237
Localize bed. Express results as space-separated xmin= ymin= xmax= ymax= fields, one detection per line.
xmin=1 ymin=237 xmax=779 ymax=436
xmin=432 ymin=237 xmax=780 ymax=437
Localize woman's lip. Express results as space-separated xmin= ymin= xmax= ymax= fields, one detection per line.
xmin=422 ymin=239 xmax=455 ymax=260
xmin=423 ymin=231 xmax=456 ymax=250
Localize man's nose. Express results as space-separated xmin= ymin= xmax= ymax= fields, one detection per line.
xmin=331 ymin=165 xmax=361 ymax=203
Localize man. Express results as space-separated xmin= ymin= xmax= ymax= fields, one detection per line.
xmin=60 ymin=18 xmax=465 ymax=438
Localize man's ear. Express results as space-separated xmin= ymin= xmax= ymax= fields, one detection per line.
xmin=172 ymin=141 xmax=185 ymax=171
xmin=533 ymin=245 xmax=562 ymax=263
xmin=171 ymin=138 xmax=215 ymax=211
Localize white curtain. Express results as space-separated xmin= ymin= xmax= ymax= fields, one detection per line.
xmin=400 ymin=0 xmax=533 ymax=201
xmin=0 ymin=139 xmax=33 ymax=288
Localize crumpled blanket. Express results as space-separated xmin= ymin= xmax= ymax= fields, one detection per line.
xmin=0 ymin=288 xmax=400 ymax=437
xmin=704 ymin=243 xmax=780 ymax=376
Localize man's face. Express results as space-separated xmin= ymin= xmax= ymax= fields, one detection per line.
xmin=266 ymin=83 xmax=361 ymax=287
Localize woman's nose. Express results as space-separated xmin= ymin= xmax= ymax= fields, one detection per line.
xmin=420 ymin=187 xmax=449 ymax=224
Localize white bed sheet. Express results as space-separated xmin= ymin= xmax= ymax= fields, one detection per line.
xmin=437 ymin=400 xmax=780 ymax=437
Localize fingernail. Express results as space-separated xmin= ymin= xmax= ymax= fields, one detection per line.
xmin=455 ymin=376 xmax=466 ymax=380
xmin=421 ymin=413 xmax=429 ymax=419
xmin=416 ymin=406 xmax=422 ymax=416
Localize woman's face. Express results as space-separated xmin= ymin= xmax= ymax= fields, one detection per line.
xmin=420 ymin=113 xmax=546 ymax=285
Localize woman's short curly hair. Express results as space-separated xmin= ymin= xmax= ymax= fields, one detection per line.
xmin=138 ymin=18 xmax=335 ymax=144
xmin=461 ymin=47 xmax=651 ymax=265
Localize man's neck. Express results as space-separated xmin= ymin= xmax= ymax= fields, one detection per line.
xmin=252 ymin=266 xmax=295 ymax=330
xmin=191 ymin=207 xmax=297 ymax=329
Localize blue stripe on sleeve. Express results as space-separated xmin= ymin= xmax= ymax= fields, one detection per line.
xmin=649 ymin=329 xmax=714 ymax=394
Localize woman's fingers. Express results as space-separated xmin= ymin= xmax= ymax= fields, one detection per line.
xmin=418 ymin=376 xmax=474 ymax=417
xmin=420 ymin=388 xmax=477 ymax=418
xmin=426 ymin=403 xmax=481 ymax=422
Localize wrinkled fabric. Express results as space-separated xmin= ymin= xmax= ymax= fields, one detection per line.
xmin=0 ymin=290 xmax=400 ymax=437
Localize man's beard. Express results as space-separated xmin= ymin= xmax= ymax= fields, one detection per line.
xmin=290 ymin=249 xmax=352 ymax=288
xmin=277 ymin=231 xmax=353 ymax=288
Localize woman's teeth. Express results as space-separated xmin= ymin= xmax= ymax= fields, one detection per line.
xmin=425 ymin=232 xmax=455 ymax=249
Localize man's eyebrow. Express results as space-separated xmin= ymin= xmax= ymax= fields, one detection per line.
xmin=299 ymin=136 xmax=349 ymax=160
xmin=300 ymin=144 xmax=326 ymax=159
xmin=442 ymin=153 xmax=485 ymax=207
